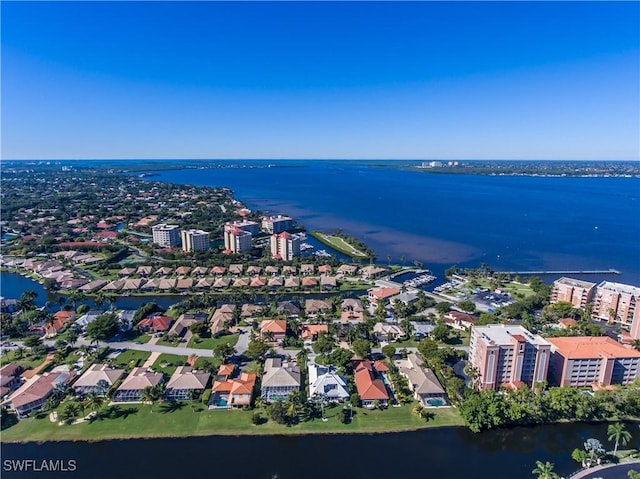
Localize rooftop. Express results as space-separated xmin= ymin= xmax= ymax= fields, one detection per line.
xmin=548 ymin=336 xmax=640 ymax=359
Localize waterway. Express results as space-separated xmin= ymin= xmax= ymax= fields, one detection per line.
xmin=141 ymin=161 xmax=640 ymax=287
xmin=1 ymin=422 xmax=638 ymax=479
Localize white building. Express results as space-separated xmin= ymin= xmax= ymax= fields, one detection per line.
xmin=308 ymin=362 xmax=350 ymax=402
xmin=270 ymin=232 xmax=302 ymax=260
xmin=262 ymin=215 xmax=294 ymax=234
xmin=223 ymin=225 xmax=252 ymax=254
xmin=226 ymin=220 xmax=260 ymax=236
xmin=181 ymin=229 xmax=210 ymax=252
xmin=152 ymin=224 xmax=180 ymax=247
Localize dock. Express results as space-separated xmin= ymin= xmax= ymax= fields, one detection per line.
xmin=494 ymin=269 xmax=620 ymax=276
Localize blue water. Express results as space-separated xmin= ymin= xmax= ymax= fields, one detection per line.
xmin=145 ymin=161 xmax=640 ymax=286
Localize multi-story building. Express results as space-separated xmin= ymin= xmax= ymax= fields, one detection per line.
xmin=547 ymin=336 xmax=640 ymax=387
xmin=592 ymin=282 xmax=640 ymax=332
xmin=223 ymin=225 xmax=252 ymax=254
xmin=551 ymin=277 xmax=596 ymax=309
xmin=270 ymin=232 xmax=301 ymax=260
xmin=469 ymin=324 xmax=551 ymax=390
xmin=151 ymin=224 xmax=181 ymax=247
xmin=261 ymin=215 xmax=294 ymax=234
xmin=181 ymin=229 xmax=210 ymax=252
xmin=225 ymin=220 xmax=260 ymax=236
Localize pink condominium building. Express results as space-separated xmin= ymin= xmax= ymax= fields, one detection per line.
xmin=469 ymin=325 xmax=551 ymax=390
xmin=550 ymin=277 xmax=596 ymax=308
xmin=592 ymin=281 xmax=640 ymax=331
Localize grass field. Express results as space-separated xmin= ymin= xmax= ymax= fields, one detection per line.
xmin=1 ymin=402 xmax=464 ymax=442
xmin=187 ymin=333 xmax=239 ymax=350
xmin=310 ymin=232 xmax=369 ymax=258
xmin=112 ymin=350 xmax=151 ymax=369
xmin=152 ymin=353 xmax=190 ymax=375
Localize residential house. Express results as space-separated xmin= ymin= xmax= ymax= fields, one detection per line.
xmin=165 ymin=366 xmax=211 ymax=400
xmin=210 ymin=365 xmax=257 ymax=409
xmin=74 ymin=310 xmax=104 ymax=331
xmin=368 ymin=287 xmax=400 ymax=305
xmin=373 ymin=322 xmax=405 ymax=343
xmin=397 ymin=353 xmax=447 ymax=406
xmin=0 ymin=364 xmax=24 ymax=399
xmin=5 ymin=367 xmax=75 ymax=418
xmin=308 ymin=362 xmax=350 ymax=402
xmin=341 ymin=298 xmax=364 ymax=321
xmin=261 ymin=320 xmax=287 ymax=344
xmin=305 ymin=299 xmax=332 ymax=316
xmin=443 ymin=311 xmax=478 ymax=331
xmin=277 ymin=300 xmax=301 ymax=318
xmin=210 ymin=304 xmax=235 ymax=336
xmin=360 ymin=265 xmax=386 ymax=279
xmin=353 ymin=360 xmax=389 ymax=408
xmin=261 ymin=358 xmax=301 ymax=403
xmin=300 ymin=324 xmax=329 ymax=341
xmin=410 ymin=321 xmax=436 ymax=340
xmin=137 ymin=315 xmax=172 ymax=333
xmin=336 ymin=264 xmax=359 ymax=276
xmin=73 ymin=364 xmax=125 ymax=396
xmin=113 ymin=367 xmax=164 ymax=402
xmin=168 ymin=313 xmax=207 ymax=338
xmin=116 ymin=310 xmax=137 ymax=331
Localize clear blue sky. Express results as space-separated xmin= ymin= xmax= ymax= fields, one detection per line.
xmin=2 ymin=1 xmax=639 ymax=160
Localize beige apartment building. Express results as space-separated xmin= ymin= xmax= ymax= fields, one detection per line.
xmin=261 ymin=215 xmax=294 ymax=234
xmin=550 ymin=277 xmax=596 ymax=308
xmin=547 ymin=336 xmax=640 ymax=387
xmin=592 ymin=281 xmax=640 ymax=334
xmin=270 ymin=232 xmax=301 ymax=260
xmin=151 ymin=224 xmax=180 ymax=247
xmin=181 ymin=229 xmax=210 ymax=252
xmin=223 ymin=225 xmax=252 ymax=254
xmin=469 ymin=324 xmax=551 ymax=390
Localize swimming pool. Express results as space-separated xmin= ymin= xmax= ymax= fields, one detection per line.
xmin=425 ymin=398 xmax=446 ymax=407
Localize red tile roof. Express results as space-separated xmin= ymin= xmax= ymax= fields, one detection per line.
xmin=354 ymin=361 xmax=389 ymax=401
xmin=548 ymin=336 xmax=640 ymax=359
xmin=137 ymin=315 xmax=172 ymax=331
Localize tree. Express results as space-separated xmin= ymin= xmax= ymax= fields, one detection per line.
xmin=213 ymin=342 xmax=236 ymax=362
xmin=531 ymin=461 xmax=559 ymax=479
xmin=431 ymin=321 xmax=450 ymax=342
xmin=246 ymin=339 xmax=271 ymax=360
xmin=85 ymin=313 xmax=119 ymax=347
xmin=17 ymin=290 xmax=38 ymax=312
xmin=141 ymin=385 xmax=163 ymax=412
xmin=608 ymin=422 xmax=632 ymax=457
xmin=457 ymin=300 xmax=476 ymax=313
xmin=352 ymin=339 xmax=371 ymax=359
xmin=435 ymin=302 xmax=451 ymax=315
xmin=83 ymin=393 xmax=104 ymax=417
xmin=584 ymin=438 xmax=605 ymax=464
xmin=60 ymin=402 xmax=81 ymax=425
xmin=67 ymin=289 xmax=85 ymax=311
xmin=381 ymin=344 xmax=396 ymax=359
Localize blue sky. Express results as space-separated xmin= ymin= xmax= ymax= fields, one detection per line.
xmin=2 ymin=1 xmax=639 ymax=160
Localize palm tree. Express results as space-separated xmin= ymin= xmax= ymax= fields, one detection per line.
xmin=141 ymin=385 xmax=163 ymax=413
xmin=531 ymin=461 xmax=560 ymax=479
xmin=608 ymin=422 xmax=632 ymax=457
xmin=83 ymin=392 xmax=104 ymax=417
xmin=631 ymin=340 xmax=640 ymax=352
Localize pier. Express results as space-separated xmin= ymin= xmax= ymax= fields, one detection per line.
xmin=494 ymin=269 xmax=620 ymax=276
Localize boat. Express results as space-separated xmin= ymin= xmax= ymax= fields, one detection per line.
xmin=313 ymin=249 xmax=332 ymax=258
xmin=300 ymin=243 xmax=314 ymax=251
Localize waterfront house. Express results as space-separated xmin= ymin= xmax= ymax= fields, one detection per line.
xmin=210 ymin=366 xmax=256 ymax=409
xmin=360 ymin=265 xmax=386 ymax=279
xmin=73 ymin=364 xmax=125 ymax=397
xmin=396 ymin=353 xmax=447 ymax=406
xmin=210 ymin=304 xmax=235 ymax=336
xmin=213 ymin=277 xmax=231 ymax=289
xmin=74 ymin=310 xmax=104 ymax=331
xmin=395 ymin=291 xmax=420 ymax=305
xmin=320 ymin=276 xmax=337 ymax=289
xmin=307 ymin=362 xmax=349 ymax=402
xmin=250 ymin=276 xmax=267 ymax=288
xmin=0 ymin=364 xmax=24 ymax=398
xmin=176 ymin=278 xmax=194 ymax=290
xmin=79 ymin=279 xmax=108 ymax=292
xmin=261 ymin=320 xmax=287 ymax=344
xmin=302 ymin=277 xmax=318 ymax=288
xmin=137 ymin=315 xmax=172 ymax=333
xmin=195 ymin=277 xmax=214 ymax=289
xmin=232 ymin=277 xmax=251 ymax=288
xmin=277 ymin=300 xmax=301 ymax=318
xmin=337 ymin=264 xmax=359 ymax=276
xmin=368 ymin=287 xmax=400 ymax=305
xmin=268 ymin=276 xmax=284 ymax=288
xmin=284 ymin=276 xmax=300 ymax=289
xmin=121 ymin=278 xmax=146 ymax=291
xmin=261 ymin=358 xmax=301 ymax=403
xmin=5 ymin=367 xmax=75 ymax=418
xmin=113 ymin=367 xmax=164 ymax=402
xmin=353 ymin=360 xmax=389 ymax=408
xmin=305 ymin=299 xmax=332 ymax=316
xmin=318 ymin=265 xmax=333 ymax=275
xmin=241 ymin=304 xmax=265 ymax=319
xmin=168 ymin=313 xmax=206 ymax=338
xmin=102 ymin=279 xmax=125 ymax=292
xmin=44 ymin=310 xmax=76 ymax=337
xmin=164 ymin=366 xmax=210 ymax=401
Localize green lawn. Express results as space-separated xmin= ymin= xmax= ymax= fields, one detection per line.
xmin=152 ymin=353 xmax=190 ymax=375
xmin=187 ymin=334 xmax=239 ymax=350
xmin=0 ymin=351 xmax=49 ymax=371
xmin=1 ymin=402 xmax=463 ymax=442
xmin=111 ymin=350 xmax=151 ymax=369
xmin=311 ymin=232 xmax=369 ymax=258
